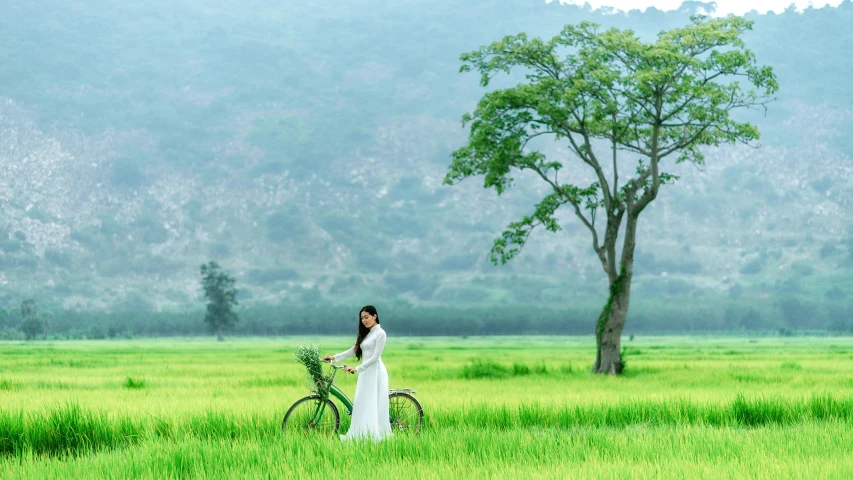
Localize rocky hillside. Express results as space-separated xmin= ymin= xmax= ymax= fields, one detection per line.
xmin=0 ymin=0 xmax=851 ymax=313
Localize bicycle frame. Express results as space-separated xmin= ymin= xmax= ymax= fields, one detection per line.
xmin=308 ymin=363 xmax=353 ymax=425
xmin=307 ymin=362 xmax=416 ymax=425
xmin=329 ymin=384 xmax=354 ymax=413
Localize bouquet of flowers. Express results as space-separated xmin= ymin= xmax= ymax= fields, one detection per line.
xmin=293 ymin=344 xmax=328 ymax=395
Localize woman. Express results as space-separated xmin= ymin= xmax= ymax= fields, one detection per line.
xmin=323 ymin=305 xmax=392 ymax=441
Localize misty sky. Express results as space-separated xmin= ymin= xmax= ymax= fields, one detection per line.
xmin=555 ymin=0 xmax=845 ymax=15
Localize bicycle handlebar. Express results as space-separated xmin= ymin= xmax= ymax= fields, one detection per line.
xmin=324 ymin=359 xmax=355 ymax=373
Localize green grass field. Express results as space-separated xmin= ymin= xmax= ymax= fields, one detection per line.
xmin=2 ymin=336 xmax=853 ymax=479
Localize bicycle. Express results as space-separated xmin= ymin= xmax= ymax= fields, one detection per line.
xmin=282 ymin=360 xmax=423 ymax=436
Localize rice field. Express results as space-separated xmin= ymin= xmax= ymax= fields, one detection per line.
xmin=2 ymin=335 xmax=853 ymax=478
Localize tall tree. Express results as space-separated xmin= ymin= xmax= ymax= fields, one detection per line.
xmin=42 ymin=312 xmax=52 ymax=339
xmin=19 ymin=299 xmax=40 ymax=341
xmin=445 ymin=15 xmax=777 ymax=374
xmin=21 ymin=299 xmax=36 ymax=320
xmin=200 ymin=261 xmax=239 ymax=342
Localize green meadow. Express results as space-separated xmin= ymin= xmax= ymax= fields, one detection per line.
xmin=2 ymin=336 xmax=853 ymax=479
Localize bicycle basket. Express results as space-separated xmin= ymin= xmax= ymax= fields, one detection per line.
xmin=306 ymin=372 xmax=331 ymax=395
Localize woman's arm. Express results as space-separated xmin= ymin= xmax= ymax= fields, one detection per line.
xmin=355 ymin=331 xmax=386 ymax=373
xmin=333 ymin=345 xmax=356 ymax=362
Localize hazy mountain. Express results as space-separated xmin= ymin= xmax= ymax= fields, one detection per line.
xmin=1 ymin=0 xmax=852 ymax=318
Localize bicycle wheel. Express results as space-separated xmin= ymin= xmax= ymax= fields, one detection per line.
xmin=388 ymin=392 xmax=423 ymax=435
xmin=282 ymin=395 xmax=340 ymax=436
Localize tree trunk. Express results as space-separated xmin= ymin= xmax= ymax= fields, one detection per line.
xmin=593 ymin=274 xmax=631 ymax=374
xmin=593 ymin=213 xmax=638 ymax=375
xmin=217 ymin=325 xmax=223 ymax=342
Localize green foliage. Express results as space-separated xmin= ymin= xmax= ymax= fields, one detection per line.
xmin=87 ymin=324 xmax=106 ymax=340
xmin=4 ymin=337 xmax=853 ymax=476
xmin=459 ymin=359 xmax=548 ymax=379
xmin=3 ymin=294 xmax=845 ymax=337
xmin=123 ymin=377 xmax=145 ymax=389
xmin=293 ymin=345 xmax=327 ymax=395
xmin=778 ymin=298 xmax=815 ymax=329
xmin=0 ymin=402 xmax=142 ymax=457
xmin=0 ymin=1 xmax=851 ymax=319
xmin=20 ymin=299 xmax=37 ymax=320
xmin=780 ymin=362 xmax=802 ymax=371
xmin=459 ymin=359 xmax=509 ymax=379
xmin=18 ymin=299 xmax=40 ymax=340
xmin=447 ymin=15 xmax=776 ymax=267
xmin=19 ymin=316 xmax=42 ymax=341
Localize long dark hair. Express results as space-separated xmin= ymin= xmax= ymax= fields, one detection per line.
xmin=354 ymin=305 xmax=379 ymax=360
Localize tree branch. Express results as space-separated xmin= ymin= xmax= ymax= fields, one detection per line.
xmin=530 ymin=165 xmax=608 ymax=268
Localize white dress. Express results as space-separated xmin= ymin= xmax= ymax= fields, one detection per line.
xmin=333 ymin=325 xmax=392 ymax=441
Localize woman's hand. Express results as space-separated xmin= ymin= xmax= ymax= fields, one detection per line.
xmin=343 ymin=366 xmax=357 ymax=374
xmin=322 ymin=355 xmax=334 ymax=362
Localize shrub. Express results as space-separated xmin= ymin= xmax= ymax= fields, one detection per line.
xmin=123 ymin=377 xmax=146 ymax=389
xmin=781 ymin=362 xmax=803 ymax=371
xmin=460 ymin=359 xmax=509 ymax=379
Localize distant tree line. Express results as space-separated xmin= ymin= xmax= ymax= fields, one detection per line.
xmin=0 ymin=297 xmax=852 ymax=340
